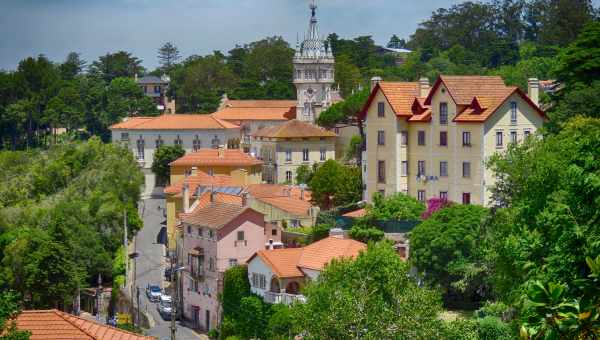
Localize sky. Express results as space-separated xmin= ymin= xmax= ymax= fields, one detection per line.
xmin=0 ymin=0 xmax=597 ymax=71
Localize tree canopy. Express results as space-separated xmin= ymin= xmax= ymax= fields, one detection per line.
xmin=151 ymin=145 xmax=185 ymax=185
xmin=308 ymin=160 xmax=362 ymax=210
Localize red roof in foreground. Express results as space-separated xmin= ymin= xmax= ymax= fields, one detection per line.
xmin=14 ymin=310 xmax=152 ymax=340
xmin=169 ymin=148 xmax=263 ymax=167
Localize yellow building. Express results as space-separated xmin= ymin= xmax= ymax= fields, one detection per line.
xmin=361 ymin=76 xmax=546 ymax=206
xmin=251 ymin=119 xmax=337 ymax=184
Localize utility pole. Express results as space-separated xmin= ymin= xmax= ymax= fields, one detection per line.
xmin=124 ymin=207 xmax=128 ymax=289
xmin=170 ymin=253 xmax=176 ymax=340
xmin=136 ymin=286 xmax=140 ymax=327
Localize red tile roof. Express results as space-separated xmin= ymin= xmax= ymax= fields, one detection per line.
xmin=252 ymin=120 xmax=337 ymax=138
xmin=194 ymin=191 xmax=243 ymax=208
xmin=110 ymin=114 xmax=239 ymax=130
xmin=342 ymin=208 xmax=366 ymax=218
xmin=164 ymin=171 xmax=235 ymax=195
xmin=169 ymin=148 xmax=263 ymax=167
xmin=179 ymin=202 xmax=255 ymax=229
xmin=247 ymin=237 xmax=366 ymax=278
xmin=254 ymin=196 xmax=313 ymax=217
xmin=14 ymin=310 xmax=152 ymax=340
xmin=214 ymin=100 xmax=297 ymax=122
xmin=359 ymin=82 xmax=419 ymax=119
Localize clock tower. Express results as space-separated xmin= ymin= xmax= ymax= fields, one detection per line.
xmin=293 ymin=1 xmax=336 ymax=123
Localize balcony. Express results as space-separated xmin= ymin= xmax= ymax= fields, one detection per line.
xmin=264 ymin=292 xmax=306 ymax=305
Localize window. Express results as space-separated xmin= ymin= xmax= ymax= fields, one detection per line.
xmin=302 ymin=148 xmax=309 ymax=162
xmin=296 ymin=70 xmax=301 ymax=79
xmin=496 ymin=131 xmax=503 ymax=147
xmin=320 ymin=148 xmax=326 ymax=161
xmin=462 ymin=131 xmax=471 ymax=147
xmin=320 ymin=69 xmax=327 ymax=79
xmin=417 ymin=131 xmax=426 ymax=146
xmin=136 ymin=137 xmax=144 ymax=160
xmin=462 ymin=162 xmax=471 ymax=178
xmin=271 ymin=228 xmax=277 ymax=236
xmin=229 ymin=259 xmax=238 ymax=267
xmin=417 ymin=190 xmax=426 ymax=202
xmin=440 ymin=131 xmax=448 ymax=146
xmin=120 ymin=132 xmax=129 ymax=141
xmin=193 ymin=136 xmax=201 ymax=152
xmin=237 ymin=231 xmax=245 ymax=241
xmin=198 ymin=228 xmax=203 ymax=237
xmin=155 ymin=136 xmax=163 ymax=149
xmin=377 ymin=102 xmax=385 ymax=117
xmin=378 ymin=189 xmax=385 ymax=196
xmin=251 ymin=273 xmax=258 ymax=287
xmin=417 ymin=160 xmax=426 ymax=176
xmin=377 ymin=130 xmax=385 ymax=145
xmin=174 ymin=135 xmax=183 ymax=146
xmin=377 ymin=160 xmax=386 ymax=183
xmin=510 ymin=101 xmax=517 ymax=124
xmin=401 ymin=161 xmax=408 ymax=177
xmin=462 ymin=192 xmax=471 ymax=205
xmin=285 ymin=171 xmax=292 ymax=183
xmin=401 ymin=131 xmax=408 ymax=146
xmin=285 ymin=149 xmax=292 ymax=162
xmin=510 ymin=130 xmax=518 ymax=143
xmin=211 ymin=135 xmax=220 ymax=149
xmin=259 ymin=274 xmax=266 ymax=289
xmin=208 ymin=229 xmax=214 ymax=240
xmin=154 ymin=86 xmax=161 ymax=94
xmin=440 ymin=191 xmax=448 ymax=200
xmin=440 ymin=102 xmax=448 ymax=125
xmin=209 ymin=257 xmax=215 ymax=271
xmin=440 ymin=161 xmax=448 ymax=177
xmin=187 ymin=225 xmax=192 ymax=234
xmin=524 ymin=129 xmax=531 ymax=138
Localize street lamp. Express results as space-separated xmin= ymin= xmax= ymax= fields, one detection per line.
xmin=170 ymin=265 xmax=186 ymax=340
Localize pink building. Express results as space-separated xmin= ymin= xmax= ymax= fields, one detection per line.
xmin=179 ymin=199 xmax=265 ymax=331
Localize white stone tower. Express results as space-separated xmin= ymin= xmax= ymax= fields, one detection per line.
xmin=293 ymin=0 xmax=335 ymax=123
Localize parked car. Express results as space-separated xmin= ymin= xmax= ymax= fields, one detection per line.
xmin=157 ymin=294 xmax=173 ymax=320
xmin=146 ymin=284 xmax=162 ymax=302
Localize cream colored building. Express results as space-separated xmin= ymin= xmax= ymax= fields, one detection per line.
xmin=251 ymin=120 xmax=336 ymax=184
xmin=361 ymin=76 xmax=546 ymax=206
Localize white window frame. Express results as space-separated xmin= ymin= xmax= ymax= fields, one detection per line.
xmin=440 ymin=161 xmax=448 ymax=177
xmin=285 ymin=149 xmax=292 ymax=162
xmin=302 ymin=148 xmax=309 ymax=162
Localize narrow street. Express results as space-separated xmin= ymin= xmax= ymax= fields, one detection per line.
xmin=136 ymin=196 xmax=202 ymax=340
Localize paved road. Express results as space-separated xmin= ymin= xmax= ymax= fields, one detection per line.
xmin=135 ymin=197 xmax=201 ymax=340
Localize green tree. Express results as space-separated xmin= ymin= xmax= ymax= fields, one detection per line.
xmin=293 ymin=242 xmax=443 ymax=339
xmin=106 ymin=77 xmax=159 ymax=119
xmin=157 ymin=42 xmax=181 ymax=73
xmin=487 ymin=117 xmax=600 ymax=303
xmin=267 ymin=304 xmax=296 ymax=340
xmin=348 ymin=223 xmax=384 ymax=243
xmin=555 ymin=21 xmax=600 ymax=86
xmin=308 ymin=160 xmax=361 ymax=209
xmin=409 ymin=205 xmax=491 ymax=305
xmin=220 ymin=265 xmax=251 ymax=322
xmin=295 ymin=164 xmax=314 ymax=185
xmin=367 ymin=192 xmax=425 ymax=221
xmin=236 ymin=296 xmax=269 ymax=339
xmin=59 ymin=52 xmax=86 ymax=80
xmin=151 ymin=145 xmax=185 ymax=185
xmin=0 ymin=291 xmax=30 ymax=340
xmin=89 ymin=51 xmax=145 ymax=82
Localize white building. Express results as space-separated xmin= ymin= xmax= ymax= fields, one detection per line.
xmin=110 ymin=114 xmax=240 ymax=196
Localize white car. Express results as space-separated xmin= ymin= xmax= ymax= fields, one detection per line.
xmin=146 ymin=284 xmax=162 ymax=302
xmin=157 ymin=294 xmax=173 ymax=320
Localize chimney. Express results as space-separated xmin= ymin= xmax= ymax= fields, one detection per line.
xmin=241 ymin=192 xmax=248 ymax=207
xmin=370 ymin=76 xmax=382 ymax=91
xmin=191 ymin=166 xmax=198 ymax=177
xmin=419 ymin=77 xmax=430 ymax=98
xmin=183 ymin=181 xmax=190 ymax=213
xmin=528 ymin=78 xmax=540 ymax=107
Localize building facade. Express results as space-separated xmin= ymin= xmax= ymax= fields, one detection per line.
xmin=179 ymin=202 xmax=266 ymax=331
xmin=109 ymin=114 xmax=240 ymax=197
xmin=361 ymin=76 xmax=545 ymax=206
xmin=136 ymin=75 xmax=176 ymax=114
xmin=293 ymin=2 xmax=337 ymax=123
xmin=251 ymin=120 xmax=336 ymax=184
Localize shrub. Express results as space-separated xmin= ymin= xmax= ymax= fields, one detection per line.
xmin=267 ymin=304 xmax=296 ymax=339
xmin=310 ymin=224 xmax=331 ymax=243
xmin=478 ymin=316 xmax=513 ymax=340
xmin=349 ymin=224 xmax=384 ymax=243
xmin=441 ymin=318 xmax=479 ymax=340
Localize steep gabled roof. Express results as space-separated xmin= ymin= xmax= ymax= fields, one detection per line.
xmin=179 ymin=202 xmax=256 ymax=229
xmin=251 ymin=248 xmax=305 ymax=278
xmin=359 ymin=82 xmax=419 ymax=119
xmin=169 ymin=148 xmax=263 ymax=167
xmin=110 ymin=114 xmax=239 ymax=130
xmin=14 ymin=310 xmax=152 ymax=340
xmin=252 ymin=120 xmax=336 ymax=138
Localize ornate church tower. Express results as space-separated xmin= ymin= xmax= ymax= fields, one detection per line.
xmin=293 ymin=1 xmax=335 ymax=123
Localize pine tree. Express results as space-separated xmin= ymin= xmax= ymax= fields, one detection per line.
xmin=157 ymin=42 xmax=181 ymax=73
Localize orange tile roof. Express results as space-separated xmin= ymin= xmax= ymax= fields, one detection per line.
xmin=255 ymin=196 xmax=313 ymax=217
xmin=223 ymin=100 xmax=298 ymax=108
xmin=214 ymin=107 xmax=296 ymax=121
xmin=252 ymin=248 xmax=305 ymax=278
xmin=164 ymin=171 xmax=234 ymax=195
xmin=179 ymin=202 xmax=255 ymax=229
xmin=14 ymin=310 xmax=152 ymax=340
xmin=110 ymin=114 xmax=239 ymax=130
xmin=298 ymin=237 xmax=366 ymax=271
xmin=247 ymin=237 xmax=366 ymax=278
xmin=246 ymin=184 xmax=311 ymax=201
xmin=342 ymin=208 xmax=366 ymax=218
xmin=169 ymin=148 xmax=263 ymax=167
xmin=252 ymin=120 xmax=337 ymax=138
xmin=194 ymin=191 xmax=243 ymax=208
xmin=359 ymin=82 xmax=419 ymax=119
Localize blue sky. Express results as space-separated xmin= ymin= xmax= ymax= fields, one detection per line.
xmin=0 ymin=0 xmax=597 ymax=70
